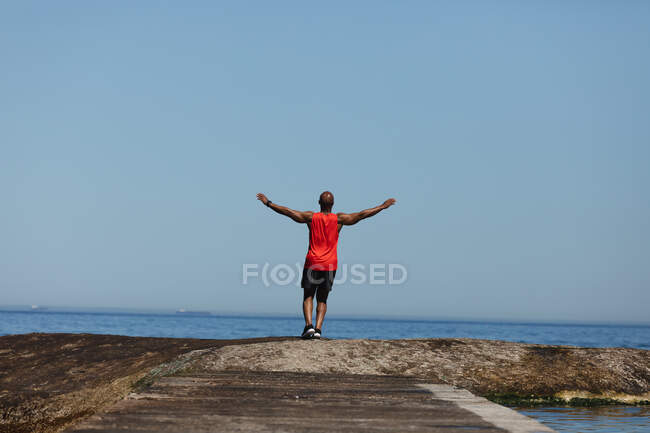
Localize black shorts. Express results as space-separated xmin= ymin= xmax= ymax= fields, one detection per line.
xmin=301 ymin=267 xmax=336 ymax=304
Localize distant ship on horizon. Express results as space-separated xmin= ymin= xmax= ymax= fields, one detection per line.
xmin=176 ymin=309 xmax=212 ymax=316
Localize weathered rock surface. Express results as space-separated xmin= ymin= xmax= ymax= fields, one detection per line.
xmin=190 ymin=338 xmax=650 ymax=404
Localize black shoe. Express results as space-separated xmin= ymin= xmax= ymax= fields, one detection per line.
xmin=301 ymin=324 xmax=315 ymax=339
xmin=313 ymin=328 xmax=322 ymax=339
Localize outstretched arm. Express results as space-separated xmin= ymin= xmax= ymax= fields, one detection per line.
xmin=337 ymin=198 xmax=396 ymax=226
xmin=256 ymin=193 xmax=313 ymax=224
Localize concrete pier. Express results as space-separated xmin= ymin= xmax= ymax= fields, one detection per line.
xmin=64 ymin=370 xmax=554 ymax=433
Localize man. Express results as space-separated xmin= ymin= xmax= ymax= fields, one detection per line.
xmin=256 ymin=191 xmax=396 ymax=339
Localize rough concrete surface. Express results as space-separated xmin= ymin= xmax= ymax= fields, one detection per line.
xmin=65 ymin=370 xmax=554 ymax=433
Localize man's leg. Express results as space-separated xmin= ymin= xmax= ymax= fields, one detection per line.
xmin=302 ymin=295 xmax=314 ymax=326
xmin=300 ymin=290 xmax=317 ymax=339
xmin=301 ymin=268 xmax=317 ymax=327
xmin=314 ymin=270 xmax=335 ymax=335
xmin=315 ymin=301 xmax=327 ymax=330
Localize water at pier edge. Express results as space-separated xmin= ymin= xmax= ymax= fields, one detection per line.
xmin=517 ymin=406 xmax=650 ymax=433
xmin=1 ymin=310 xmax=649 ymax=433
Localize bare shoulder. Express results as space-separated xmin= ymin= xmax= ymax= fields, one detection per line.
xmin=302 ymin=210 xmax=315 ymax=222
xmin=336 ymin=212 xmax=353 ymax=224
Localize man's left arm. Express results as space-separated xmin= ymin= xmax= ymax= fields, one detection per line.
xmin=337 ymin=198 xmax=396 ymax=226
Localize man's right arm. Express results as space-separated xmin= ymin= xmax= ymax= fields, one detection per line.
xmin=256 ymin=193 xmax=313 ymax=224
xmin=337 ymin=198 xmax=396 ymax=226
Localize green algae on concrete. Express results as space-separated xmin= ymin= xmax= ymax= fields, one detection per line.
xmin=485 ymin=393 xmax=650 ymax=407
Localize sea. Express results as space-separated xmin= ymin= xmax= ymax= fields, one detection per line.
xmin=1 ymin=309 xmax=648 ymax=433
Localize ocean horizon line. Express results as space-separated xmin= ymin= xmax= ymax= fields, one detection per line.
xmin=1 ymin=305 xmax=649 ymax=328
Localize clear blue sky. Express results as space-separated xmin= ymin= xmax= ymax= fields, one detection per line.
xmin=2 ymin=1 xmax=649 ymax=323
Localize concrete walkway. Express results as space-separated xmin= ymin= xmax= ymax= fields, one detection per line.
xmin=65 ymin=370 xmax=554 ymax=433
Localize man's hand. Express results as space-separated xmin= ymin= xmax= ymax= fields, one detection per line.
xmin=382 ymin=198 xmax=396 ymax=209
xmin=256 ymin=193 xmax=269 ymax=206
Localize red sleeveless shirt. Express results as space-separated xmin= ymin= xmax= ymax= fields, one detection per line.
xmin=304 ymin=212 xmax=339 ymax=271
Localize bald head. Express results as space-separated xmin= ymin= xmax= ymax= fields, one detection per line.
xmin=319 ymin=191 xmax=334 ymax=211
